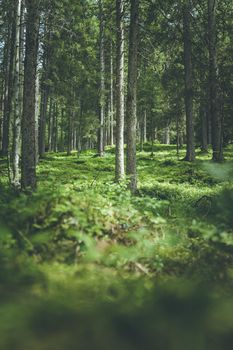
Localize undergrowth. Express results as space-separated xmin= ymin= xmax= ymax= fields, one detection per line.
xmin=0 ymin=144 xmax=233 ymax=349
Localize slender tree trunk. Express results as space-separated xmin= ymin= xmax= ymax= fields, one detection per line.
xmin=140 ymin=116 xmax=143 ymax=152
xmin=39 ymin=83 xmax=49 ymax=157
xmin=51 ymin=100 xmax=56 ymax=152
xmin=115 ymin=0 xmax=125 ymax=182
xmin=176 ymin=115 xmax=180 ymax=157
xmin=207 ymin=105 xmax=212 ymax=145
xmin=21 ymin=0 xmax=40 ymax=191
xmin=1 ymin=23 xmax=10 ymax=154
xmin=19 ymin=0 xmax=25 ymax=116
xmin=67 ymin=107 xmax=72 ymax=156
xmin=106 ymin=100 xmax=111 ymax=145
xmin=53 ymin=103 xmax=58 ymax=152
xmin=2 ymin=11 xmax=15 ymax=156
xmin=98 ymin=0 xmax=105 ymax=157
xmin=164 ymin=125 xmax=170 ymax=145
xmin=143 ymin=110 xmax=147 ymax=143
xmin=35 ymin=69 xmax=40 ymax=163
xmin=60 ymin=108 xmax=64 ymax=152
xmin=77 ymin=101 xmax=83 ymax=155
xmin=136 ymin=120 xmax=140 ymax=143
xmin=201 ymin=102 xmax=208 ymax=152
xmin=208 ymin=0 xmax=223 ymax=161
xmin=47 ymin=96 xmax=53 ymax=151
xmin=126 ymin=0 xmax=139 ymax=193
xmin=110 ymin=42 xmax=114 ymax=146
xmin=9 ymin=0 xmax=22 ymax=188
xmin=39 ymin=52 xmax=49 ymax=158
xmin=0 ymin=79 xmax=3 ymax=148
xmin=183 ymin=2 xmax=195 ymax=161
xmin=151 ymin=115 xmax=155 ymax=157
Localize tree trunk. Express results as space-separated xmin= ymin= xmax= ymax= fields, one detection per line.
xmin=183 ymin=2 xmax=195 ymax=161
xmin=21 ymin=0 xmax=40 ymax=191
xmin=9 ymin=0 xmax=23 ymax=188
xmin=164 ymin=125 xmax=170 ymax=145
xmin=39 ymin=52 xmax=49 ymax=158
xmin=126 ymin=0 xmax=139 ymax=193
xmin=143 ymin=110 xmax=147 ymax=143
xmin=39 ymin=84 xmax=49 ymax=157
xmin=60 ymin=108 xmax=65 ymax=152
xmin=48 ymin=96 xmax=53 ymax=151
xmin=2 ymin=10 xmax=15 ymax=156
xmin=208 ymin=0 xmax=223 ymax=161
xmin=176 ymin=115 xmax=180 ymax=157
xmin=207 ymin=105 xmax=212 ymax=145
xmin=51 ymin=100 xmax=56 ymax=152
xmin=115 ymin=0 xmax=125 ymax=182
xmin=67 ymin=107 xmax=73 ymax=156
xmin=0 ymin=79 xmax=3 ymax=148
xmin=140 ymin=116 xmax=143 ymax=152
xmin=53 ymin=102 xmax=58 ymax=152
xmin=110 ymin=42 xmax=114 ymax=146
xmin=35 ymin=69 xmax=40 ymax=163
xmin=98 ymin=0 xmax=105 ymax=157
xmin=201 ymin=102 xmax=208 ymax=152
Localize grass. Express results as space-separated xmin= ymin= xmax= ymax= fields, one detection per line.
xmin=0 ymin=144 xmax=233 ymax=349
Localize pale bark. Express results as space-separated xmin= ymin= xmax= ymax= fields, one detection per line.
xmin=115 ymin=0 xmax=125 ymax=182
xmin=143 ymin=110 xmax=147 ymax=143
xmin=53 ymin=102 xmax=58 ymax=152
xmin=110 ymin=42 xmax=114 ymax=146
xmin=67 ymin=106 xmax=73 ymax=156
xmin=164 ymin=125 xmax=170 ymax=145
xmin=48 ymin=96 xmax=53 ymax=151
xmin=9 ymin=0 xmax=22 ymax=188
xmin=51 ymin=100 xmax=56 ymax=152
xmin=98 ymin=0 xmax=105 ymax=157
xmin=60 ymin=108 xmax=65 ymax=152
xmin=35 ymin=71 xmax=40 ymax=163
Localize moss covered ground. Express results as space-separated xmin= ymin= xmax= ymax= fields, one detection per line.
xmin=0 ymin=144 xmax=233 ymax=349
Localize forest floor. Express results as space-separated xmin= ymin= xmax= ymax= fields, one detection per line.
xmin=0 ymin=144 xmax=233 ymax=350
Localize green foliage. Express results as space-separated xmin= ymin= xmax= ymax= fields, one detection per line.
xmin=0 ymin=145 xmax=233 ymax=349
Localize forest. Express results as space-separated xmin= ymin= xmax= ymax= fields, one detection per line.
xmin=0 ymin=0 xmax=233 ymax=349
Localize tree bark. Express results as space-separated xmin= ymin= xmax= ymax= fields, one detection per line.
xmin=98 ymin=0 xmax=105 ymax=157
xmin=183 ymin=2 xmax=195 ymax=162
xmin=143 ymin=110 xmax=147 ymax=143
xmin=115 ymin=0 xmax=125 ymax=182
xmin=51 ymin=100 xmax=56 ymax=152
xmin=110 ymin=42 xmax=114 ymax=147
xmin=126 ymin=0 xmax=139 ymax=193
xmin=21 ymin=0 xmax=40 ymax=191
xmin=47 ymin=96 xmax=53 ymax=151
xmin=201 ymin=102 xmax=208 ymax=152
xmin=9 ymin=0 xmax=23 ymax=188
xmin=35 ymin=70 xmax=40 ymax=163
xmin=208 ymin=0 xmax=223 ymax=161
xmin=164 ymin=125 xmax=170 ymax=145
xmin=39 ymin=50 xmax=49 ymax=158
xmin=67 ymin=106 xmax=73 ymax=156
xmin=2 ymin=9 xmax=15 ymax=156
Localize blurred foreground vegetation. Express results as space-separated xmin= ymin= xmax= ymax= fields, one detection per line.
xmin=1 ymin=144 xmax=233 ymax=349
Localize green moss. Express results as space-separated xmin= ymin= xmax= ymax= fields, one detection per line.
xmin=0 ymin=145 xmax=233 ymax=348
